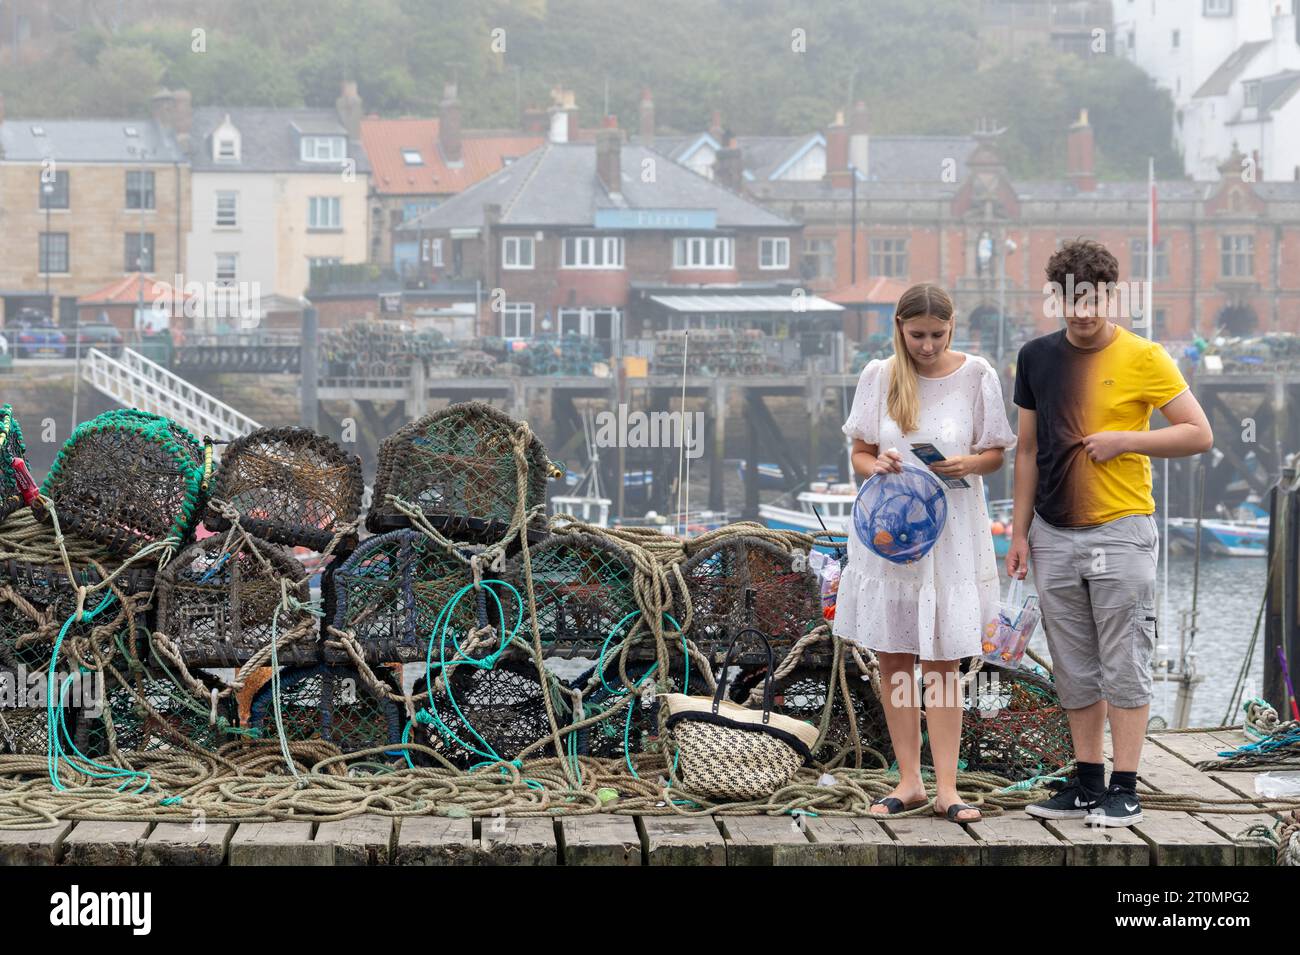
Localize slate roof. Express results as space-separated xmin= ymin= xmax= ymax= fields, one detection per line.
xmin=0 ymin=118 xmax=185 ymax=163
xmin=190 ymin=107 xmax=370 ymax=173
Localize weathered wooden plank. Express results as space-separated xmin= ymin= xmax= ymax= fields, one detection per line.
xmin=638 ymin=815 xmax=726 ymax=866
xmin=315 ymin=816 xmax=394 ymax=866
xmin=879 ymin=814 xmax=981 ymax=866
xmin=558 ymin=814 xmax=641 ymax=866
xmin=140 ymin=822 xmax=232 ymax=866
xmin=229 ymin=822 xmax=332 ymax=866
xmin=718 ymin=815 xmax=813 ymax=866
xmin=967 ymin=814 xmax=1067 ymax=866
xmin=0 ymin=821 xmax=73 ymax=866
xmin=479 ymin=816 xmax=557 ymax=866
xmin=796 ymin=816 xmax=898 ymax=866
xmin=392 ymin=816 xmax=477 ymax=866
xmin=1130 ymin=810 xmax=1236 ymax=866
xmin=1144 ymin=734 xmax=1278 ymax=865
xmin=1042 ymin=818 xmax=1150 ymax=866
xmin=62 ymin=821 xmax=152 ymax=866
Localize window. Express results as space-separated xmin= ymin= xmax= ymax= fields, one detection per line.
xmin=759 ymin=237 xmax=790 ymax=270
xmin=557 ymin=306 xmax=620 ymax=338
xmin=672 ymin=236 xmax=733 ymax=269
xmin=1243 ymin=81 xmax=1260 ymax=107
xmin=39 ymin=170 xmax=69 ymax=210
xmin=1153 ymin=308 xmax=1168 ymax=339
xmin=801 ymin=238 xmax=835 ymax=279
xmin=308 ymin=196 xmax=341 ymax=230
xmin=1220 ymin=235 xmax=1254 ymax=277
xmin=126 ymin=170 xmax=155 ymax=210
xmin=216 ymin=137 xmax=238 ymax=161
xmin=308 ymin=256 xmax=341 ymax=270
xmin=1130 ymin=238 xmax=1169 ymax=279
xmin=215 ymin=253 xmax=238 ymax=287
xmin=869 ymin=237 xmax=909 ymax=278
xmin=215 ymin=191 xmax=238 ymax=228
xmin=502 ymin=236 xmax=535 ymax=269
xmin=300 ymin=136 xmax=346 ymax=162
xmin=500 ymin=302 xmax=535 ymax=338
xmin=39 ymin=233 xmax=69 ymax=273
xmin=1203 ymin=0 xmax=1232 ymax=14
xmin=401 ymin=149 xmax=423 ymax=165
xmin=562 ymin=235 xmax=624 ymax=269
xmin=125 ymin=233 xmax=155 ymax=272
xmin=403 ymin=199 xmax=436 ymax=221
xmin=421 ymin=237 xmax=445 ymax=267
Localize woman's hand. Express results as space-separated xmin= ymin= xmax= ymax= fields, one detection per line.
xmin=872 ymin=448 xmax=904 ymax=475
xmin=928 ymin=454 xmax=977 ymax=480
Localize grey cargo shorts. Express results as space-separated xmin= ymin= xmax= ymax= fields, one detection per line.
xmin=1027 ymin=512 xmax=1159 ymax=709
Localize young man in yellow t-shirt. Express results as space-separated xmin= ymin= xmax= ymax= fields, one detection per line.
xmin=1006 ymin=239 xmax=1214 ymax=827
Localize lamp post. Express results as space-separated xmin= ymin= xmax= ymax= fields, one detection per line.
xmin=42 ymin=180 xmax=53 ymax=305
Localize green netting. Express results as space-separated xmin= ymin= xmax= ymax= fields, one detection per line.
xmin=504 ymin=532 xmax=639 ymax=652
xmin=0 ymin=405 xmax=30 ymax=524
xmin=84 ymin=666 xmax=236 ymax=757
xmin=39 ymin=409 xmax=207 ymax=556
xmin=960 ymin=669 xmax=1074 ymax=780
xmin=329 ymin=528 xmax=480 ymax=664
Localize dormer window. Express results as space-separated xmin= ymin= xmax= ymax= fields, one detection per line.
xmin=401 ymin=149 xmax=423 ymax=165
xmin=213 ymin=116 xmax=241 ymax=163
xmin=301 ymin=135 xmax=346 ymax=162
xmin=1243 ymin=80 xmax=1260 ymax=108
xmin=216 ymin=138 xmax=237 ymax=161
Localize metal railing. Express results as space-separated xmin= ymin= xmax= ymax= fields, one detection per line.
xmin=82 ymin=347 xmax=260 ymax=441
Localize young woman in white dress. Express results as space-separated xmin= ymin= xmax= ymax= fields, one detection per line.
xmin=835 ymin=283 xmax=1016 ymax=824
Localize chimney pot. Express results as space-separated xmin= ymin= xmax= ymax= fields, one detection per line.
xmin=825 ymin=112 xmax=851 ymax=188
xmin=335 ymin=79 xmax=363 ymax=141
xmin=1067 ymin=108 xmax=1096 ymax=192
xmin=597 ymin=125 xmax=622 ymax=196
xmin=440 ymin=81 xmax=463 ymax=164
xmin=639 ymin=87 xmax=655 ymax=141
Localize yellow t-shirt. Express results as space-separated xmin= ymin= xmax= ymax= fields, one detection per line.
xmin=1012 ymin=325 xmax=1188 ymax=527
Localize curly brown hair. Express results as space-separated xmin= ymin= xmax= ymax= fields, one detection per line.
xmin=1046 ymin=238 xmax=1118 ymax=291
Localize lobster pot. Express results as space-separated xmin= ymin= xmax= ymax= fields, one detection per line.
xmin=733 ymin=655 xmax=892 ymax=768
xmin=960 ymin=669 xmax=1073 ymax=781
xmin=85 ymin=667 xmax=236 ymax=757
xmin=328 ymin=529 xmax=482 ymax=664
xmin=577 ymin=651 xmax=697 ymax=762
xmin=367 ymin=401 xmax=551 ymax=540
xmin=1 ymin=664 xmax=92 ymax=755
xmin=204 ymin=427 xmax=363 ymax=553
xmin=504 ymin=532 xmax=640 ymax=654
xmin=410 ymin=652 xmax=559 ymax=769
xmin=0 ymin=559 xmax=153 ymax=673
xmin=39 ymin=409 xmax=206 ymax=556
xmin=680 ymin=537 xmax=821 ymax=657
xmin=0 ymin=404 xmax=30 ymax=524
xmin=246 ymin=664 xmax=402 ymax=755
xmin=155 ymin=537 xmax=315 ymax=668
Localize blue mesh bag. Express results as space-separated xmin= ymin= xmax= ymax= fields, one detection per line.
xmin=852 ymin=463 xmax=948 ymax=564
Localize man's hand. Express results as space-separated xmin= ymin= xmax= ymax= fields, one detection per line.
xmin=872 ymin=448 xmax=904 ymax=475
xmin=1005 ymin=536 xmax=1030 ymax=580
xmin=929 ymin=455 xmax=977 ymax=480
xmin=1081 ymin=430 xmax=1132 ymax=463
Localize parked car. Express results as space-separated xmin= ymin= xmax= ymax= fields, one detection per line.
xmin=13 ymin=321 xmax=67 ymax=358
xmin=74 ymin=322 xmax=124 ymax=358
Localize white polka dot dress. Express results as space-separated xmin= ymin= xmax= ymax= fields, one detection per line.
xmin=832 ymin=353 xmax=1017 ymax=661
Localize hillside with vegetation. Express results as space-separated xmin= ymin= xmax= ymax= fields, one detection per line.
xmin=0 ymin=0 xmax=1182 ymax=179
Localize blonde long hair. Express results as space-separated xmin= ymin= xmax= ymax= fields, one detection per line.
xmin=887 ymin=283 xmax=956 ymax=435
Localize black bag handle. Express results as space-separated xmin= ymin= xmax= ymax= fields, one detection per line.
xmin=711 ymin=627 xmax=776 ymax=723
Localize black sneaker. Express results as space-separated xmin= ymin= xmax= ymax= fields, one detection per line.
xmin=1025 ymin=776 xmax=1103 ymax=820
xmin=1085 ymin=785 xmax=1144 ymax=828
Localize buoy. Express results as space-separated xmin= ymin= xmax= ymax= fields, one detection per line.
xmin=990 ymin=520 xmax=1005 ymax=536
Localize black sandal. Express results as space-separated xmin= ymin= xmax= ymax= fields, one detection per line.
xmin=935 ymin=802 xmax=982 ymax=824
xmin=870 ymin=796 xmax=928 ymax=815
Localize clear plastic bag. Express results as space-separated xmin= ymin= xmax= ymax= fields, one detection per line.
xmin=981 ymin=577 xmax=1041 ymax=669
xmin=808 ymin=550 xmax=843 ymax=622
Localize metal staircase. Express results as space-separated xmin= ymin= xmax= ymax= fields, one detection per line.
xmin=82 ymin=347 xmax=261 ymax=442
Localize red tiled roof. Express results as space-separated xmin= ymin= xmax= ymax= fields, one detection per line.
xmin=826 ymin=276 xmax=910 ymax=306
xmin=361 ymin=118 xmax=545 ymax=196
xmin=77 ymin=273 xmax=192 ymax=305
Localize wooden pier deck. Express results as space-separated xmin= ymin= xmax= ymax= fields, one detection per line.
xmin=0 ymin=731 xmax=1284 ymax=866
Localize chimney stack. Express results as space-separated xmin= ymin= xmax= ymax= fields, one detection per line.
xmin=439 ymin=82 xmax=463 ymax=165
xmin=1066 ymin=108 xmax=1096 ymax=192
xmin=848 ymin=100 xmax=869 ymax=177
xmin=549 ymin=87 xmax=578 ymax=143
xmin=335 ymin=79 xmax=363 ymax=140
xmin=714 ymin=134 xmax=745 ymax=192
xmin=151 ymin=88 xmax=193 ymax=149
xmin=521 ymin=105 xmax=547 ymax=135
xmin=639 ymin=87 xmax=655 ymax=141
xmin=708 ymin=109 xmax=723 ymax=142
xmin=596 ymin=115 xmax=622 ymax=197
xmin=825 ymin=110 xmax=852 ymax=188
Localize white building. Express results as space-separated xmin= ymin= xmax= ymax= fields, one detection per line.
xmin=1115 ymin=0 xmax=1300 ymax=180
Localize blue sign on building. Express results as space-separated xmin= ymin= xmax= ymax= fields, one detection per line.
xmin=593 ymin=208 xmax=717 ymax=230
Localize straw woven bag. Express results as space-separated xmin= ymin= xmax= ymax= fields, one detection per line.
xmin=662 ymin=628 xmax=818 ymax=801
